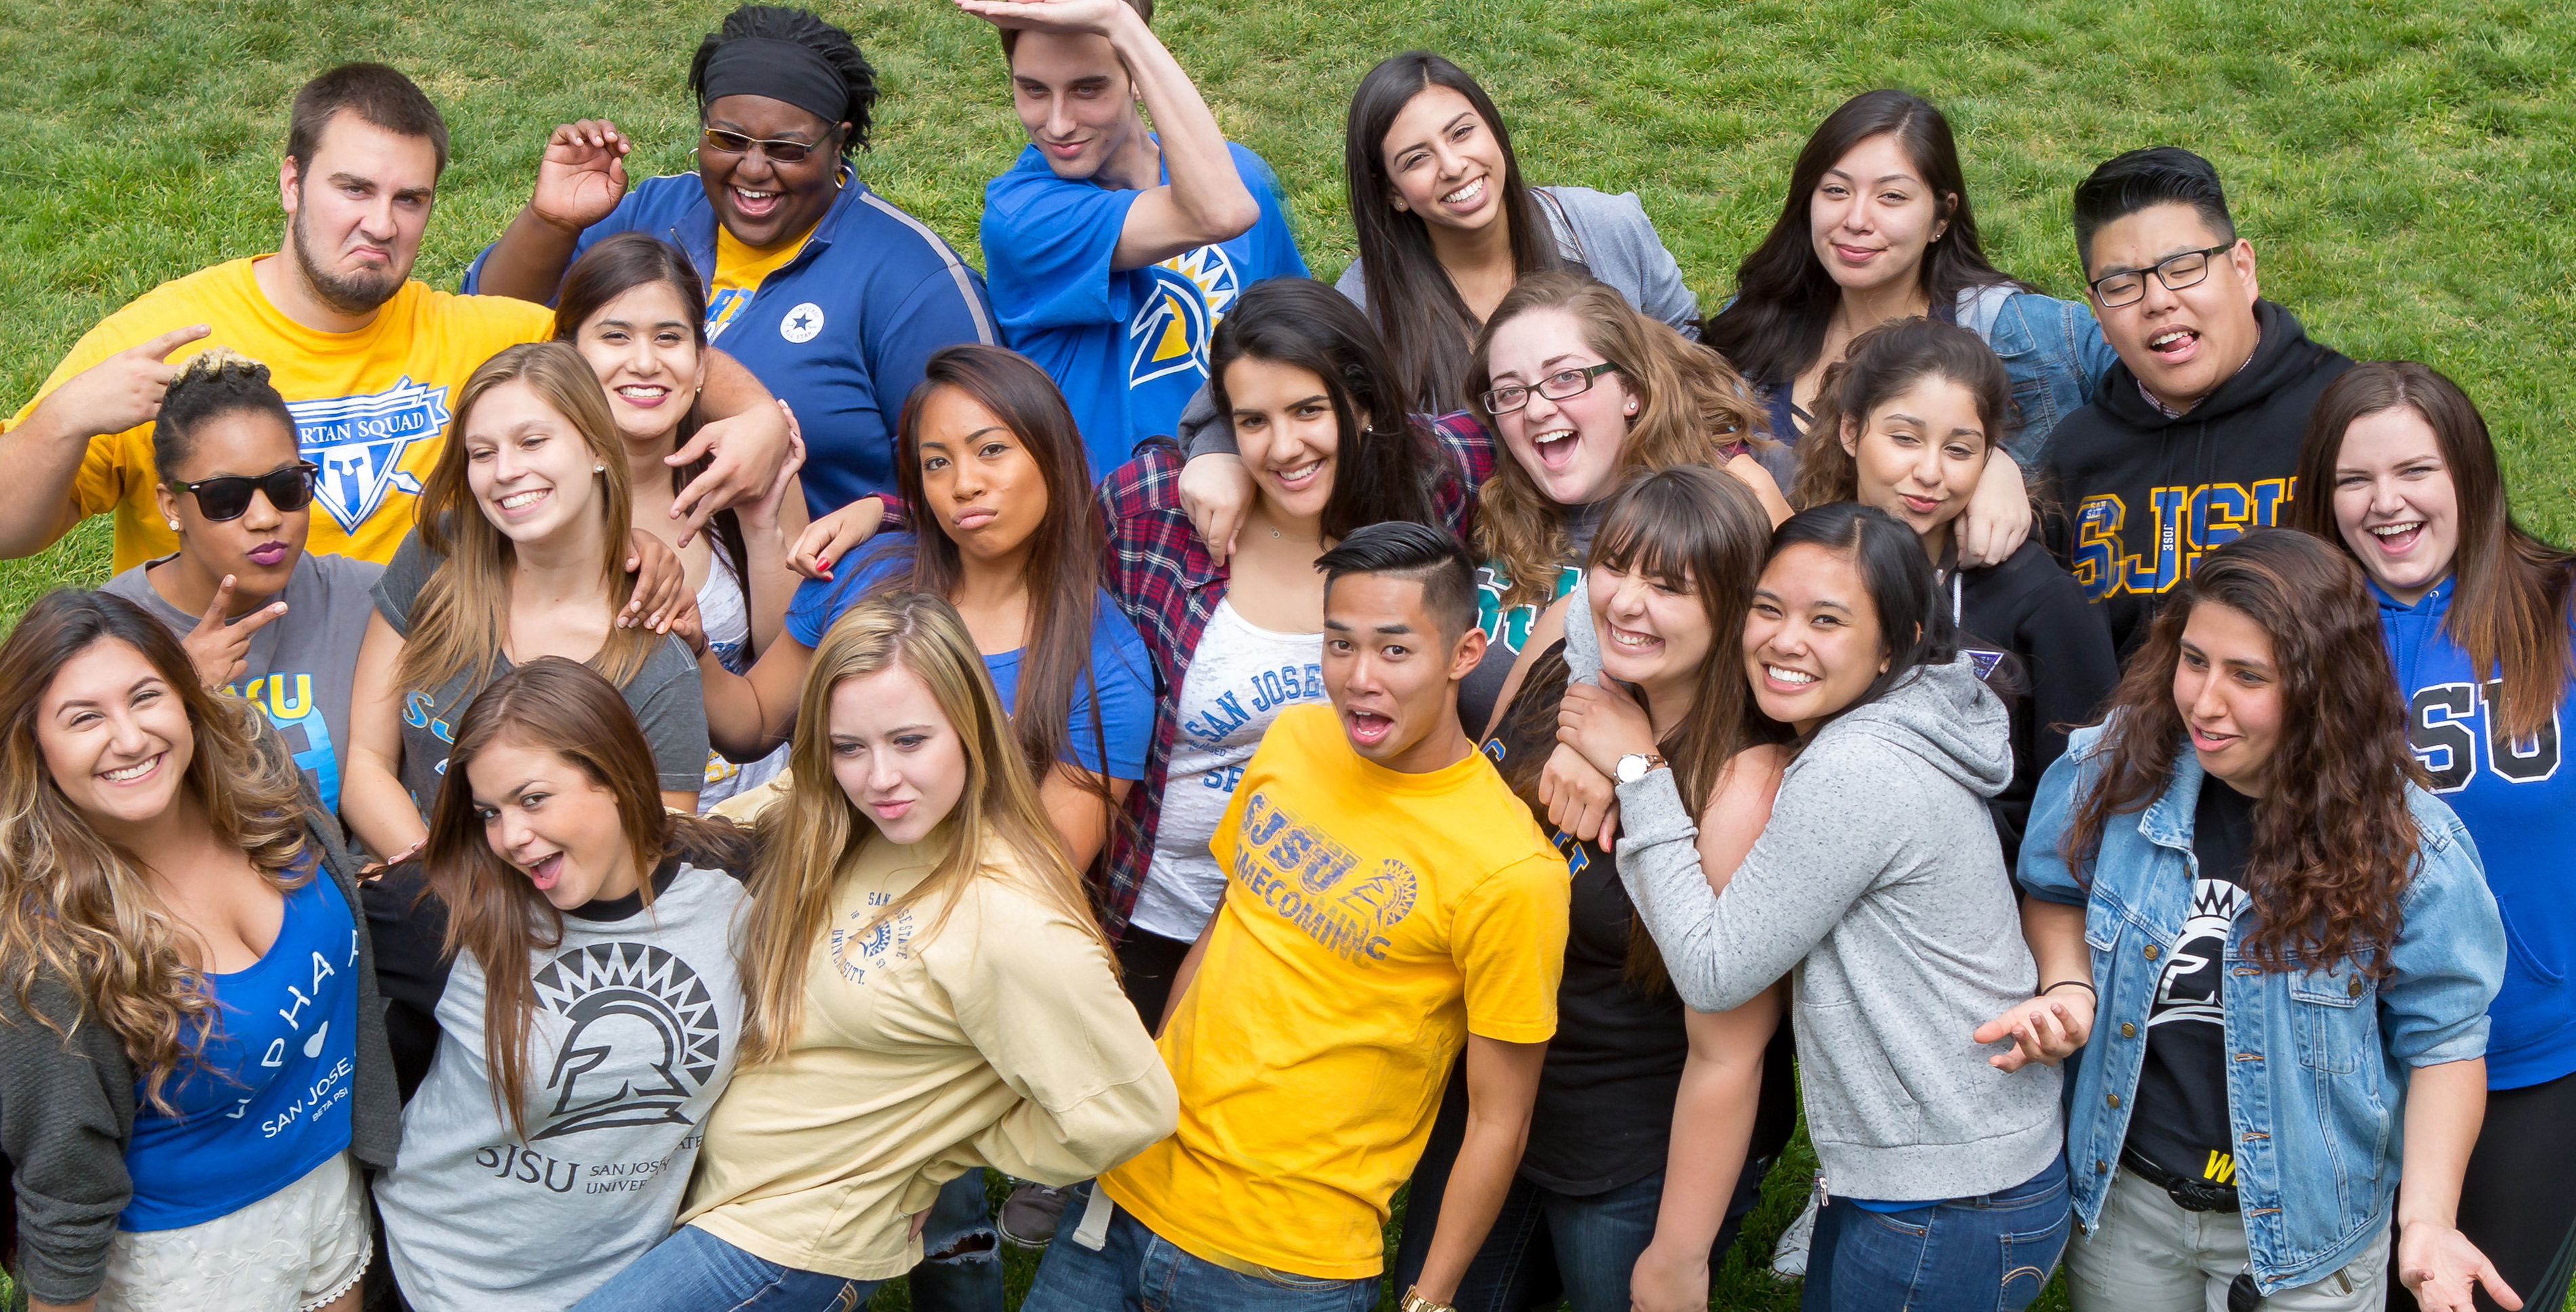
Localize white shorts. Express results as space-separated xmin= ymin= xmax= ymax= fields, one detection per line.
xmin=98 ymin=1150 xmax=371 ymax=1312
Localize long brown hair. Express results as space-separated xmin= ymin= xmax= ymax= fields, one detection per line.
xmin=1790 ymin=317 xmax=2009 ymax=512
xmin=421 ymin=657 xmax=750 ymax=1139
xmin=736 ymin=591 xmax=1101 ymax=1065
xmin=2061 ymin=531 xmax=2421 ymax=976
xmin=1496 ymin=466 xmax=1779 ymax=991
xmin=2291 ymin=361 xmax=2576 ymax=741
xmin=401 ymin=341 xmax=655 ymax=696
xmin=1469 ymin=271 xmax=1770 ymax=610
xmin=0 ymin=590 xmax=312 ymax=1111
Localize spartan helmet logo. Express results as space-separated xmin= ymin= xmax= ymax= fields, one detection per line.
xmin=528 ymin=942 xmax=724 ymax=1140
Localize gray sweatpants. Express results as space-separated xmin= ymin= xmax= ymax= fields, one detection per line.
xmin=2068 ymin=1169 xmax=2389 ymax=1312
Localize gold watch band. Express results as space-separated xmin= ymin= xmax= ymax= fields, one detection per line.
xmin=1401 ymin=1287 xmax=1460 ymax=1312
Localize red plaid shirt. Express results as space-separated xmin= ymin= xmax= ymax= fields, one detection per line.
xmin=1088 ymin=412 xmax=1497 ymax=940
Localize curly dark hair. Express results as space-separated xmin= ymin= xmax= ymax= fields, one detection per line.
xmin=2061 ymin=530 xmax=2422 ymax=977
xmin=690 ymin=5 xmax=879 ymax=155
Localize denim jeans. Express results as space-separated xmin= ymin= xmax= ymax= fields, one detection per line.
xmin=1022 ymin=1182 xmax=1380 ymax=1311
xmin=567 ymin=1222 xmax=882 ymax=1311
xmin=905 ymin=1169 xmax=1005 ymax=1311
xmin=1802 ymin=1157 xmax=2071 ymax=1312
xmin=1448 ymin=1167 xmax=1750 ymax=1312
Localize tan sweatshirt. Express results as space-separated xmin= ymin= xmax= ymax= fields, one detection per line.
xmin=679 ymin=825 xmax=1177 ymax=1280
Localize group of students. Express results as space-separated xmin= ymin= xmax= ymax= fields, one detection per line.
xmin=0 ymin=4 xmax=2568 ymax=1312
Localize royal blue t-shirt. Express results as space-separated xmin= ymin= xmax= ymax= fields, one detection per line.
xmin=786 ymin=540 xmax=1154 ymax=781
xmin=121 ymin=860 xmax=360 ymax=1231
xmin=981 ymin=140 xmax=1308 ymax=479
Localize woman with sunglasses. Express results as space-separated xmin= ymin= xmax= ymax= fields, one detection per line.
xmin=465 ymin=4 xmax=995 ymax=518
xmin=101 ymin=349 xmax=384 ymax=818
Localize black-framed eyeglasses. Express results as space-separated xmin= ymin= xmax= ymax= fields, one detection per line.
xmin=174 ymin=462 xmax=319 ymax=522
xmin=2088 ymin=243 xmax=2236 ymax=308
xmin=700 ymin=127 xmax=828 ymax=165
xmin=1481 ymin=361 xmax=1623 ymax=416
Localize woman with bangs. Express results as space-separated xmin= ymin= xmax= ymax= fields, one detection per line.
xmin=344 ymin=341 xmax=712 ymax=865
xmin=364 ymin=658 xmax=754 ymax=1311
xmin=554 ymin=233 xmax=808 ymax=812
xmin=2019 ymin=530 xmax=2509 ymax=1312
xmin=0 ymin=589 xmax=397 ymax=1312
xmin=1391 ymin=465 xmax=1794 ymax=1310
xmin=570 ymin=591 xmax=1173 ymax=1311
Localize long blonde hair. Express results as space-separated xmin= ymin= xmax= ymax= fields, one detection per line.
xmin=736 ymin=591 xmax=1103 ymax=1064
xmin=1468 ymin=271 xmax=1771 ymax=609
xmin=399 ymin=340 xmax=653 ymax=695
xmin=0 ymin=591 xmax=312 ymax=1111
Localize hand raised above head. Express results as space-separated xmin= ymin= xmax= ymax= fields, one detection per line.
xmin=531 ymin=118 xmax=632 ymax=235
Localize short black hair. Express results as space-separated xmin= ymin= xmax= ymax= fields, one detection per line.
xmin=153 ymin=350 xmax=297 ymax=486
xmin=691 ymin=5 xmax=879 ymax=155
xmin=1316 ymin=521 xmax=1478 ymax=641
xmin=2071 ymin=146 xmax=2236 ymax=273
xmin=286 ymin=63 xmax=449 ymax=180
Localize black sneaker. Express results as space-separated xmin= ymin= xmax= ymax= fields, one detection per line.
xmin=999 ymin=1180 xmax=1076 ymax=1248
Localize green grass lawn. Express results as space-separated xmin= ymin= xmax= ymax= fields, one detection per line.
xmin=2 ymin=0 xmax=2571 ymax=1308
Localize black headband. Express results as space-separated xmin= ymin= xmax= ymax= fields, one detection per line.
xmin=700 ymin=37 xmax=849 ymax=132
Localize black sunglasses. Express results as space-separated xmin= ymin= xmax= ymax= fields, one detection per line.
xmin=173 ymin=462 xmax=319 ymax=521
xmin=700 ymin=127 xmax=828 ymax=165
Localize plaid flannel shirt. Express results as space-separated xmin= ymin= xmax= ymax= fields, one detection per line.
xmin=1089 ymin=412 xmax=1497 ymax=940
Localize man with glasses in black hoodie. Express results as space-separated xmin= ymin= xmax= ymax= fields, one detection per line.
xmin=2040 ymin=146 xmax=2353 ymax=656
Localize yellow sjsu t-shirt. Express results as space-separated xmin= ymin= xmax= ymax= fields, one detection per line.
xmin=1100 ymin=704 xmax=1569 ymax=1279
xmin=705 ymin=227 xmax=811 ymax=342
xmin=3 ymin=257 xmax=552 ymax=572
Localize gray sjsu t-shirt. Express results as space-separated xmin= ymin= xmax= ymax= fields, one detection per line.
xmin=371 ymin=530 xmax=709 ymax=818
xmin=372 ymin=861 xmax=750 ymax=1311
xmin=104 ymin=552 xmax=383 ymax=816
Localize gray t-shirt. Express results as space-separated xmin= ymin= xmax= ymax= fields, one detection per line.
xmin=104 ymin=552 xmax=384 ymax=816
xmin=373 ymin=860 xmax=750 ymax=1311
xmin=371 ymin=531 xmax=709 ymax=817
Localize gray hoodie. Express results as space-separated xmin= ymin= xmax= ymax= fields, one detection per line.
xmin=1613 ymin=655 xmax=2063 ymax=1201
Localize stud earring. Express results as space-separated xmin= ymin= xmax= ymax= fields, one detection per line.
xmin=167 ymin=519 xmax=181 ymax=531
xmin=595 ymin=463 xmax=607 ymax=473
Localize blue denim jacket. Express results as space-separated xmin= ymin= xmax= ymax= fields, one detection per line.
xmin=2018 ymin=723 xmax=2505 ymax=1294
xmin=1956 ymin=285 xmax=2121 ymax=467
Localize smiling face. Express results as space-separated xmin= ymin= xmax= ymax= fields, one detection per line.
xmin=827 ymin=663 xmax=970 ymax=846
xmin=573 ymin=281 xmax=706 ymax=450
xmin=1322 ymin=572 xmax=1483 ymax=771
xmin=283 ymin=111 xmax=441 ymax=315
xmin=1224 ymin=357 xmax=1342 ymax=523
xmin=1743 ymin=543 xmax=1889 ymax=734
xmin=698 ymin=94 xmax=845 ymax=250
xmin=1807 ymin=132 xmax=1946 ymax=298
xmin=915 ymin=385 xmax=1050 ymax=570
xmin=1842 ymin=376 xmax=1992 ymax=558
xmin=1380 ymin=84 xmax=1508 ymax=234
xmin=462 ymin=380 xmax=607 ymax=546
xmin=2085 ymin=202 xmax=2261 ymax=412
xmin=1484 ymin=306 xmax=1635 ymax=507
xmin=466 ymin=738 xmax=638 ymax=911
xmin=2174 ymin=600 xmax=2284 ymax=795
xmin=154 ymin=408 xmax=311 ymax=600
xmin=36 ymin=638 xmax=196 ymax=832
xmin=2329 ymin=407 xmax=2459 ymax=605
xmin=1590 ymin=558 xmax=1711 ymax=696
xmin=1009 ymin=31 xmax=1142 ymax=181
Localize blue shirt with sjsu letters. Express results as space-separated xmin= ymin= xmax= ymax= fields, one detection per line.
xmin=2375 ymin=574 xmax=2576 ymax=1090
xmin=786 ymin=540 xmax=1154 ymax=782
xmin=121 ymin=858 xmax=359 ymax=1231
xmin=980 ymin=140 xmax=1306 ymax=479
xmin=463 ymin=172 xmax=998 ymax=518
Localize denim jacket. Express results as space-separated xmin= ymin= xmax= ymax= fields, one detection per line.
xmin=2018 ymin=723 xmax=2505 ymax=1294
xmin=1956 ymin=285 xmax=2120 ymax=467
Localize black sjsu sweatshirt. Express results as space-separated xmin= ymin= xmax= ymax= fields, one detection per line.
xmin=1952 ymin=540 xmax=2122 ymax=869
xmin=2040 ymin=300 xmax=2353 ymax=656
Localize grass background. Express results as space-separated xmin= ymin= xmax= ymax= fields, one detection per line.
xmin=1 ymin=0 xmax=2570 ymax=1307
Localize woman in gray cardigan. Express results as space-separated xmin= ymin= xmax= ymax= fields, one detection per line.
xmin=0 ymin=590 xmax=397 ymax=1312
xmin=1560 ymin=503 xmax=2088 ymax=1312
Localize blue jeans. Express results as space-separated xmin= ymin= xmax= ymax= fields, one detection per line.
xmin=1802 ymin=1157 xmax=2071 ymax=1312
xmin=567 ymin=1223 xmax=881 ymax=1311
xmin=1427 ymin=1168 xmax=1752 ymax=1312
xmin=906 ymin=1170 xmax=1005 ymax=1311
xmin=1022 ymin=1182 xmax=1380 ymax=1311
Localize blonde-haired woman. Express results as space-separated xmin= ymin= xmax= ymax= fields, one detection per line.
xmin=570 ymin=591 xmax=1176 ymax=1310
xmin=344 ymin=340 xmax=710 ymax=864
xmin=0 ymin=589 xmax=397 ymax=1312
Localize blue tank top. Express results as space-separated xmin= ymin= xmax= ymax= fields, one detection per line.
xmin=120 ymin=858 xmax=360 ymax=1231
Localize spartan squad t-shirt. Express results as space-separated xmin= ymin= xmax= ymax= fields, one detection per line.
xmin=371 ymin=858 xmax=750 ymax=1311
xmin=2125 ymin=774 xmax=2255 ymax=1192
